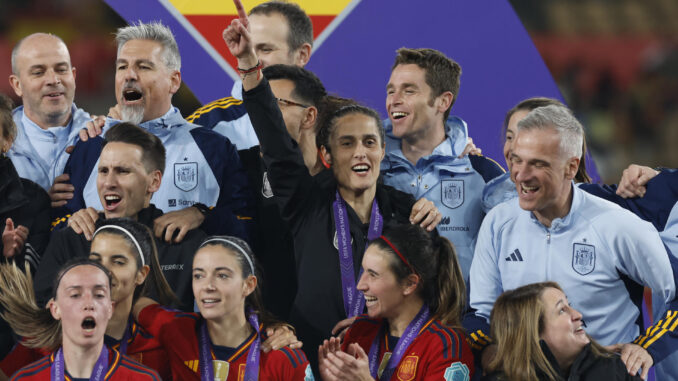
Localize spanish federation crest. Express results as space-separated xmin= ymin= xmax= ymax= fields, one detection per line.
xmin=441 ymin=180 xmax=464 ymax=209
xmin=174 ymin=162 xmax=198 ymax=192
xmin=444 ymin=362 xmax=470 ymax=381
xmin=572 ymin=243 xmax=595 ymax=275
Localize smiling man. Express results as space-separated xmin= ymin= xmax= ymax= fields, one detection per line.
xmin=7 ymin=33 xmax=92 ymax=202
xmin=35 ymin=122 xmax=205 ymax=311
xmin=187 ymin=1 xmax=313 ymax=150
xmin=467 ymin=104 xmax=678 ymax=377
xmin=380 ymin=48 xmax=503 ymax=282
xmin=58 ymin=22 xmax=253 ymax=242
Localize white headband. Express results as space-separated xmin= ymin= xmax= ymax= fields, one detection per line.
xmin=93 ymin=225 xmax=145 ymax=267
xmin=200 ymin=238 xmax=255 ymax=275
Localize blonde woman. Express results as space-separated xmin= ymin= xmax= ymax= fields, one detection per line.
xmin=483 ymin=282 xmax=642 ymax=381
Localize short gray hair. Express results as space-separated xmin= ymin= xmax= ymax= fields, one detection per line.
xmin=115 ymin=21 xmax=181 ymax=71
xmin=517 ymin=104 xmax=583 ymax=160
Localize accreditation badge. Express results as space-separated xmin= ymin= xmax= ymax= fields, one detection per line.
xmin=378 ymin=352 xmax=392 ymax=378
xmin=212 ymin=360 xmax=229 ymax=381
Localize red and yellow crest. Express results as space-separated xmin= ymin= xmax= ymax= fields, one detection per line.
xmin=165 ymin=0 xmax=360 ymax=78
xmin=396 ymin=355 xmax=419 ymax=381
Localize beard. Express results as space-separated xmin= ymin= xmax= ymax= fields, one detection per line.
xmin=119 ymin=104 xmax=145 ymax=125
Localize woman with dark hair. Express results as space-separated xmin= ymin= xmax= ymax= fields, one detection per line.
xmin=0 ymin=218 xmax=176 ymax=379
xmin=483 ymin=282 xmax=642 ymax=381
xmin=222 ymin=2 xmax=439 ymax=372
xmin=4 ymin=258 xmax=161 ymax=380
xmin=482 ymin=97 xmax=592 ymax=212
xmin=318 ymin=223 xmax=474 ymax=380
xmin=133 ymin=235 xmax=312 ymax=380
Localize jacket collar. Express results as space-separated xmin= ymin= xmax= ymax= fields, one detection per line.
xmin=381 ymin=115 xmax=471 ymax=172
xmin=528 ymin=182 xmax=581 ymax=232
xmin=96 ymin=204 xmax=163 ymax=229
xmin=105 ymin=107 xmax=188 ymax=137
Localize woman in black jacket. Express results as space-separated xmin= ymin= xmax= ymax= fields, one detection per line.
xmin=482 ymin=282 xmax=642 ymax=381
xmin=0 ymin=94 xmax=50 ymax=360
xmin=223 ymin=4 xmax=439 ymax=373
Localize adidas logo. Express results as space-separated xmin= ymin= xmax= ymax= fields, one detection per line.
xmin=505 ymin=249 xmax=524 ymax=262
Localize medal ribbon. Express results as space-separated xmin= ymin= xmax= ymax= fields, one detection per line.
xmin=51 ymin=345 xmax=109 ymax=381
xmin=199 ymin=308 xmax=262 ymax=381
xmin=118 ymin=316 xmax=134 ymax=355
xmin=333 ymin=191 xmax=383 ymax=317
xmin=368 ymin=304 xmax=430 ymax=380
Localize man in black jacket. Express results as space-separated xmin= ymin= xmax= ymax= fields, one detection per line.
xmin=34 ymin=122 xmax=205 ymax=311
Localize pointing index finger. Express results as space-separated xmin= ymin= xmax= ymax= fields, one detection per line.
xmin=233 ymin=0 xmax=249 ymax=27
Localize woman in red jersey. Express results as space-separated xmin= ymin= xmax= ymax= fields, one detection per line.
xmin=8 ymin=258 xmax=160 ymax=380
xmin=318 ymin=224 xmax=474 ymax=381
xmin=0 ymin=218 xmax=176 ymax=380
xmin=134 ymin=235 xmax=312 ymax=381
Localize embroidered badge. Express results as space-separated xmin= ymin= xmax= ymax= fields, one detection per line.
xmin=572 ymin=243 xmax=596 ymax=275
xmin=262 ymin=171 xmax=274 ymax=198
xmin=396 ymin=355 xmax=418 ymax=381
xmin=174 ymin=162 xmax=198 ymax=192
xmin=444 ymin=362 xmax=470 ymax=381
xmin=441 ymin=180 xmax=464 ymax=209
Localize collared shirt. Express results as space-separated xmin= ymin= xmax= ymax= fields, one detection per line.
xmin=8 ymin=104 xmax=91 ymax=190
xmin=470 ymin=184 xmax=675 ymax=346
xmin=380 ymin=117 xmax=504 ymax=281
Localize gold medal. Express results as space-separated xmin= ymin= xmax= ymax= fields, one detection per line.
xmin=212 ymin=359 xmax=230 ymax=381
xmin=378 ymin=352 xmax=392 ymax=378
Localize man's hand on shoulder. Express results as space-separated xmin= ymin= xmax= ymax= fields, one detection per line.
xmin=153 ymin=206 xmax=205 ymax=243
xmin=616 ymin=164 xmax=659 ymax=199
xmin=67 ymin=207 xmax=100 ymax=240
xmin=48 ymin=174 xmax=74 ymax=208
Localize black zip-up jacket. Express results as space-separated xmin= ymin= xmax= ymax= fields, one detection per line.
xmin=0 ymin=155 xmax=50 ymax=359
xmin=482 ymin=341 xmax=642 ymax=381
xmin=243 ymin=79 xmax=415 ymax=372
xmin=34 ymin=205 xmax=205 ymax=311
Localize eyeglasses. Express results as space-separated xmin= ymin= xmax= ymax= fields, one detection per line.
xmin=276 ymin=97 xmax=310 ymax=109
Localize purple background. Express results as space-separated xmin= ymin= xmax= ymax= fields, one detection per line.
xmin=104 ymin=0 xmax=580 ymax=173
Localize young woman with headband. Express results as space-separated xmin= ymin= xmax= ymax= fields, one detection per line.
xmin=133 ymin=235 xmax=312 ymax=380
xmin=6 ymin=258 xmax=161 ymax=380
xmin=0 ymin=218 xmax=176 ymax=380
xmin=318 ymin=223 xmax=474 ymax=381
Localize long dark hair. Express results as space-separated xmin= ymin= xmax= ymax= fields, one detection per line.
xmin=92 ymin=218 xmax=178 ymax=306
xmin=369 ymin=223 xmax=466 ymax=327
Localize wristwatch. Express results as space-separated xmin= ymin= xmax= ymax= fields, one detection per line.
xmin=193 ymin=202 xmax=211 ymax=216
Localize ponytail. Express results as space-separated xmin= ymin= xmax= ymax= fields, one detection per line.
xmin=372 ymin=224 xmax=466 ymax=327
xmin=0 ymin=262 xmax=61 ymax=350
xmin=432 ymin=236 xmax=465 ymax=328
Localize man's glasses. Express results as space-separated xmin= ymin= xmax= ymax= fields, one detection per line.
xmin=276 ymin=98 xmax=310 ymax=109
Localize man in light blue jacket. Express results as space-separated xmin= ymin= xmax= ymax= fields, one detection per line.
xmin=380 ymin=48 xmax=503 ymax=282
xmin=8 ymin=33 xmax=91 ymax=205
xmin=467 ymin=104 xmax=678 ymax=379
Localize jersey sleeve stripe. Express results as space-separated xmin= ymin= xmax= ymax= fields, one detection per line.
xmin=280 ymin=347 xmax=300 ymax=368
xmin=638 ymin=310 xmax=678 ymax=348
xmin=635 ymin=310 xmax=678 ymax=347
xmin=187 ymin=98 xmax=243 ymax=122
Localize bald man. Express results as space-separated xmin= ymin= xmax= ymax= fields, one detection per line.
xmin=8 ymin=33 xmax=91 ymax=206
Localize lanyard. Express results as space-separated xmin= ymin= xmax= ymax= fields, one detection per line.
xmin=333 ymin=190 xmax=383 ymax=317
xmin=199 ymin=309 xmax=261 ymax=381
xmin=368 ymin=304 xmax=430 ymax=380
xmin=51 ymin=345 xmax=109 ymax=381
xmin=118 ymin=317 xmax=134 ymax=355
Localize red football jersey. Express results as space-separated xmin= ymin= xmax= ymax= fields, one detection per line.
xmin=342 ymin=315 xmax=475 ymax=381
xmin=138 ymin=304 xmax=313 ymax=380
xmin=2 ymin=321 xmax=169 ymax=380
xmin=9 ymin=347 xmax=161 ymax=380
